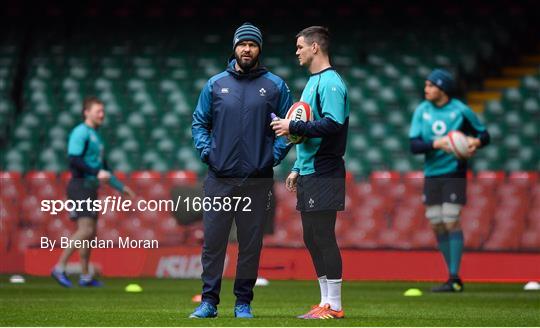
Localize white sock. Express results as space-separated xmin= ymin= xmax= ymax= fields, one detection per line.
xmin=80 ymin=274 xmax=93 ymax=281
xmin=318 ymin=275 xmax=328 ymax=306
xmin=54 ymin=264 xmax=66 ymax=273
xmin=327 ymin=279 xmax=342 ymax=311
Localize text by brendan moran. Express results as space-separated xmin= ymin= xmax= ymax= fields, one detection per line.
xmin=41 ymin=237 xmax=159 ymax=251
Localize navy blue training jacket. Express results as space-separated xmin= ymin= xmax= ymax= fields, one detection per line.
xmin=192 ymin=59 xmax=292 ymax=180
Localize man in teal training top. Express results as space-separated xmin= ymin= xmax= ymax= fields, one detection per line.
xmin=409 ymin=69 xmax=490 ymax=292
xmin=271 ymin=26 xmax=348 ymax=319
xmin=51 ymin=96 xmax=135 ymax=288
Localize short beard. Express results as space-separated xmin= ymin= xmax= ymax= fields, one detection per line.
xmin=235 ymin=53 xmax=259 ymax=72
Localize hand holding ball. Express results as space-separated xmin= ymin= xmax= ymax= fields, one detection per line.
xmin=270 ymin=101 xmax=314 ymax=144
xmin=447 ymin=131 xmax=473 ymax=159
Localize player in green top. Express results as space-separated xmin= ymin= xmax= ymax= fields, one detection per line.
xmin=409 ymin=69 xmax=490 ymax=292
xmin=51 ymin=96 xmax=135 ymax=288
xmin=272 ymin=26 xmax=348 ymax=319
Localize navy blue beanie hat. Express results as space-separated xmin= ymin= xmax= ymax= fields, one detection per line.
xmin=233 ymin=22 xmax=263 ymax=50
xmin=427 ymin=68 xmax=454 ymax=94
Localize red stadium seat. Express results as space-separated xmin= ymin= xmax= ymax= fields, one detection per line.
xmin=119 ymin=217 xmax=147 ymax=235
xmin=401 ymin=191 xmax=424 ymax=208
xmin=263 ymin=231 xmax=284 ymax=247
xmin=23 ymin=208 xmax=50 ymax=228
xmin=114 ymin=171 xmax=127 ymax=180
xmin=370 ymin=170 xmax=400 ymax=181
xmin=495 ymin=207 xmax=526 ymax=232
xmin=19 ymin=196 xmax=51 ymax=226
xmin=25 ymin=171 xmax=58 ymax=191
xmin=393 ymin=211 xmax=422 ymax=235
xmin=464 ymin=230 xmax=483 ymax=249
xmin=387 ymin=183 xmax=406 ymax=202
xmin=345 ymin=171 xmax=355 ymax=185
xmin=127 ymin=227 xmax=158 ymax=241
xmin=411 ymin=229 xmax=436 ymax=248
xmin=276 ymin=195 xmax=297 ymax=214
xmin=131 ymin=170 xmax=161 ymax=180
xmin=153 ymin=215 xmax=181 ymax=233
xmin=165 ymin=170 xmax=198 ymax=186
xmin=0 ymin=204 xmax=17 ymax=250
xmin=354 ymin=204 xmax=386 ymax=221
xmin=520 ymin=231 xmax=540 ymax=250
xmin=46 ymin=218 xmax=73 ymax=242
xmin=15 ymin=228 xmax=44 ymax=252
xmin=274 ymin=205 xmax=296 ymax=224
xmin=98 ymin=228 xmax=121 ymax=245
xmin=156 ymin=216 xmax=180 ymax=233
xmin=47 ymin=227 xmax=74 ymax=241
xmin=0 ymin=171 xmax=22 ymax=180
xmin=155 ymin=216 xmax=186 ymax=246
xmin=361 ymin=194 xmax=387 ymax=211
xmin=130 ymin=170 xmax=162 ymax=190
xmin=59 ymin=171 xmax=72 ymax=188
xmin=137 ymin=207 xmax=166 ymax=224
xmin=0 ymin=225 xmax=10 ymax=251
xmin=282 ymin=219 xmax=303 ymax=237
xmin=98 ymin=172 xmax=128 ymax=194
xmin=0 ymin=181 xmax=25 ymax=202
xmin=403 ymin=171 xmax=424 ymax=191
xmin=33 ymin=183 xmax=63 ymax=200
xmin=462 ymin=207 xmax=492 ymax=240
xmin=483 ymin=232 xmax=521 ymax=250
xmin=0 ymin=171 xmax=24 ymax=200
xmin=100 ymin=208 xmax=125 ymax=222
xmin=464 ymin=195 xmax=493 ymax=210
xmin=343 ymin=193 xmax=358 ymax=211
xmin=184 ymin=223 xmax=205 ymax=246
xmin=338 ymin=229 xmax=379 ymax=248
xmin=263 ymin=229 xmax=303 ymax=248
xmin=532 ymin=186 xmax=540 ymax=208
xmin=274 ymin=184 xmax=298 ymax=218
xmin=527 ymin=210 xmax=540 ymax=232
xmin=508 ymin=171 xmax=539 ymax=188
xmin=349 ymin=182 xmax=374 ymax=200
xmin=496 ymin=183 xmax=528 ymax=199
xmin=494 ymin=204 xmax=527 ymax=220
xmin=273 ymin=182 xmax=288 ymax=199
xmin=378 ymin=229 xmax=412 ymax=249
xmin=97 ymin=218 xmax=115 ymax=230
xmin=335 ymin=214 xmax=353 ymax=236
xmin=145 ymin=182 xmax=170 ymax=200
xmin=475 ymin=170 xmax=505 ymax=187
xmin=0 ymin=198 xmax=19 ymax=222
xmin=467 ymin=183 xmax=492 ymax=197
xmin=462 ymin=208 xmax=493 ymax=231
xmin=370 ymin=170 xmax=401 ymax=193
xmin=532 ymin=184 xmax=540 ymax=195
xmin=353 ymin=217 xmax=384 ymax=239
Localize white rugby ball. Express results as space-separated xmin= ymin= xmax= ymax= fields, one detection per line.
xmin=447 ymin=130 xmax=471 ymax=160
xmin=285 ymin=101 xmax=314 ymax=144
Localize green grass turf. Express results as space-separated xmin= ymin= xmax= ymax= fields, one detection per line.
xmin=0 ymin=275 xmax=539 ymax=326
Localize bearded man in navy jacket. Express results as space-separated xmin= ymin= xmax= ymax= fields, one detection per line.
xmin=190 ymin=22 xmax=292 ymax=319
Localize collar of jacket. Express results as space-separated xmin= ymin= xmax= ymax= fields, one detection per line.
xmin=226 ymin=59 xmax=268 ymax=80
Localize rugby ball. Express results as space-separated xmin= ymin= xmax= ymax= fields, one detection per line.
xmin=285 ymin=101 xmax=313 ymax=144
xmin=447 ymin=130 xmax=471 ymax=160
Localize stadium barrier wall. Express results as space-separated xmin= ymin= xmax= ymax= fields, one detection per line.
xmin=13 ymin=246 xmax=540 ymax=282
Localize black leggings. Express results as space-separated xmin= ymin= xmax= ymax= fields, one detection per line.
xmin=301 ymin=210 xmax=342 ymax=279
